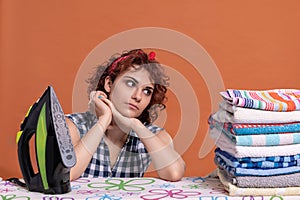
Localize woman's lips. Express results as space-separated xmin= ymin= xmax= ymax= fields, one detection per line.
xmin=128 ymin=103 xmax=139 ymax=110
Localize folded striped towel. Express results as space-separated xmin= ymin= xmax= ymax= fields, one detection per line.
xmin=218 ymin=101 xmax=300 ymax=123
xmin=216 ymin=148 xmax=300 ymax=163
xmin=215 ymin=155 xmax=300 ymax=176
xmin=217 ymin=168 xmax=300 ymax=196
xmin=211 ymin=124 xmax=300 ymax=146
xmin=220 ymin=89 xmax=300 ymax=111
xmin=212 ymin=130 xmax=300 ymax=158
xmin=209 ymin=114 xmax=300 ymax=135
xmin=215 ymin=148 xmax=300 ymax=169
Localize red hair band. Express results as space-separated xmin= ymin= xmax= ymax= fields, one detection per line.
xmin=108 ymin=55 xmax=129 ymax=74
xmin=109 ymin=51 xmax=156 ymax=74
xmin=148 ymin=51 xmax=156 ymax=60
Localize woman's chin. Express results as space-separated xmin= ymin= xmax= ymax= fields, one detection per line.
xmin=121 ymin=110 xmax=140 ymax=118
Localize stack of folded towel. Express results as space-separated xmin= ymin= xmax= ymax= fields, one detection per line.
xmin=209 ymin=89 xmax=300 ymax=196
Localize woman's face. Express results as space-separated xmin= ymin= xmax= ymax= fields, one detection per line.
xmin=109 ymin=67 xmax=154 ymax=118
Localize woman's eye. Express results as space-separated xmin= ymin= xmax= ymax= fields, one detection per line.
xmin=143 ymin=89 xmax=152 ymax=96
xmin=126 ymin=80 xmax=136 ymax=87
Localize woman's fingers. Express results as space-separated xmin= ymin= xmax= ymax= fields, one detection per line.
xmin=100 ymin=96 xmax=110 ymax=104
xmin=90 ymin=91 xmax=111 ymax=118
xmin=94 ymin=91 xmax=107 ymax=101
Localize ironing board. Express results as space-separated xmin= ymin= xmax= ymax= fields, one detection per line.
xmin=0 ymin=176 xmax=297 ymax=199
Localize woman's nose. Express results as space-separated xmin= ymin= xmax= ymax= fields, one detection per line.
xmin=131 ymin=88 xmax=142 ymax=102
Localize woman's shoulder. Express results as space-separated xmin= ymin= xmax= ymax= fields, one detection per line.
xmin=65 ymin=111 xmax=97 ymax=125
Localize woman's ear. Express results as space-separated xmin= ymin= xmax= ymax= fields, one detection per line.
xmin=104 ymin=76 xmax=112 ymax=93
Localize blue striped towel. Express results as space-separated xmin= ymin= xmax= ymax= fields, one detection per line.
xmin=215 ymin=154 xmax=300 ymax=176
xmin=215 ymin=148 xmax=300 ymax=169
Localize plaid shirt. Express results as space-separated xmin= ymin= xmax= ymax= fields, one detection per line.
xmin=66 ymin=111 xmax=163 ymax=178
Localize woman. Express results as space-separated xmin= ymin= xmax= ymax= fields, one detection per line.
xmin=66 ymin=49 xmax=185 ymax=181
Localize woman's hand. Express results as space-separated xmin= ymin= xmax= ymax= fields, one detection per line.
xmin=99 ymin=94 xmax=185 ymax=181
xmin=90 ymin=91 xmax=112 ymax=129
xmin=100 ymin=97 xmax=134 ymax=134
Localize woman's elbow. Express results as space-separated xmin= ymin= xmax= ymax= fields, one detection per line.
xmin=160 ymin=163 xmax=186 ymax=182
xmin=161 ymin=169 xmax=185 ymax=182
xmin=169 ymin=170 xmax=185 ymax=182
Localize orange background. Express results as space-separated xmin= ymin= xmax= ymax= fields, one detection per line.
xmin=1 ymin=1 xmax=300 ymax=179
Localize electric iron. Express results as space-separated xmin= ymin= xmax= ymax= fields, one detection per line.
xmin=14 ymin=86 xmax=76 ymax=194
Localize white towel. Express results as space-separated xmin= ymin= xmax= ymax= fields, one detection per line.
xmin=218 ymin=101 xmax=300 ymax=124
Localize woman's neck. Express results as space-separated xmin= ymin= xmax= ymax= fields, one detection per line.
xmin=105 ymin=124 xmax=128 ymax=145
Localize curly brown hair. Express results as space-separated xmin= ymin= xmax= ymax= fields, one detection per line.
xmin=86 ymin=49 xmax=169 ymax=124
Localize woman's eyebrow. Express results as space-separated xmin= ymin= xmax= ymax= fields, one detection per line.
xmin=145 ymin=86 xmax=154 ymax=91
xmin=124 ymin=75 xmax=154 ymax=89
xmin=124 ymin=76 xmax=138 ymax=83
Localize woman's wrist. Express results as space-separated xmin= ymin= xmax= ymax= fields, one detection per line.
xmin=95 ymin=122 xmax=105 ymax=133
xmin=131 ymin=119 xmax=154 ymax=139
xmin=97 ymin=115 xmax=110 ymax=130
xmin=81 ymin=121 xmax=105 ymax=156
xmin=130 ymin=118 xmax=142 ymax=131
